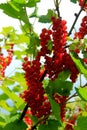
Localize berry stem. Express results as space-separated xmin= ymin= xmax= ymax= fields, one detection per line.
xmin=68 ymin=0 xmax=86 ymax=36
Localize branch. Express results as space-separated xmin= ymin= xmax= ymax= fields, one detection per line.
xmin=19 ymin=69 xmax=47 ymax=121
xmin=19 ymin=104 xmax=29 ymax=120
xmin=68 ymin=0 xmax=86 ymax=36
xmin=54 ymin=0 xmax=61 ymax=18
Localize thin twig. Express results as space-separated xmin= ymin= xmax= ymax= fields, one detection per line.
xmin=19 ymin=104 xmax=29 ymax=120
xmin=68 ymin=0 xmax=87 ymax=36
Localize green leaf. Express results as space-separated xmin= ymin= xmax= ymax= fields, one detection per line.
xmin=83 ymin=51 xmax=87 ymax=58
xmin=0 ymin=94 xmax=8 ymax=100
xmin=48 ymin=96 xmax=61 ymax=122
xmin=0 ymin=117 xmax=5 ymax=123
xmin=38 ymin=124 xmax=50 ymax=130
xmin=74 ymin=116 xmax=87 ymax=130
xmin=70 ymin=0 xmax=77 ymax=3
xmin=3 ymin=119 xmax=27 ymax=130
xmin=46 ymin=78 xmax=73 ymax=96
xmin=12 ymin=85 xmax=23 ymax=92
xmin=38 ymin=119 xmax=60 ymax=130
xmin=0 ymin=116 xmax=6 ymax=127
xmin=6 ymin=114 xmax=19 ymax=123
xmin=0 ymin=127 xmax=3 ymax=130
xmin=0 ymin=26 xmax=15 ymax=36
xmin=39 ymin=9 xmax=55 ymax=23
xmin=0 ymin=2 xmax=30 ymax=25
xmin=3 ymin=78 xmax=14 ymax=87
xmin=12 ymin=0 xmax=26 ymax=4
xmin=14 ymin=50 xmax=26 ymax=59
xmin=70 ymin=53 xmax=87 ymax=78
xmin=14 ymin=33 xmax=30 ymax=44
xmin=47 ymin=40 xmax=53 ymax=51
xmin=8 ymin=1 xmax=20 ymax=12
xmin=29 ymin=115 xmax=38 ymax=125
xmin=58 ymin=70 xmax=70 ymax=81
xmin=0 ymin=3 xmax=20 ymax=19
xmin=27 ymin=0 xmax=40 ymax=7
xmin=76 ymin=87 xmax=87 ymax=101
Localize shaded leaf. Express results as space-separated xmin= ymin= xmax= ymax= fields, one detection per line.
xmin=70 ymin=0 xmax=77 ymax=3
xmin=38 ymin=119 xmax=60 ymax=130
xmin=3 ymin=119 xmax=27 ymax=130
xmin=39 ymin=9 xmax=55 ymax=23
xmin=46 ymin=78 xmax=73 ymax=96
xmin=74 ymin=116 xmax=87 ymax=130
xmin=58 ymin=70 xmax=70 ymax=81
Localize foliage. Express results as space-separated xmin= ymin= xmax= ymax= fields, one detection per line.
xmin=0 ymin=0 xmax=87 ymax=130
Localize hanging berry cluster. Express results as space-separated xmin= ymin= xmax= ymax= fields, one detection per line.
xmin=74 ymin=15 xmax=87 ymax=65
xmin=74 ymin=16 xmax=87 ymax=39
xmin=22 ymin=17 xmax=79 ymax=121
xmin=0 ymin=44 xmax=13 ymax=79
xmin=22 ymin=57 xmax=51 ymax=118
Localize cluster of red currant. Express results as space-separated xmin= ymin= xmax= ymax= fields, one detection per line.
xmin=22 ymin=17 xmax=79 ymax=122
xmin=0 ymin=44 xmax=13 ymax=79
xmin=65 ymin=115 xmax=77 ymax=130
xmin=74 ymin=15 xmax=87 ymax=65
xmin=22 ymin=57 xmax=51 ymax=118
xmin=79 ymin=0 xmax=87 ymax=11
xmin=74 ymin=16 xmax=87 ymax=39
xmin=39 ymin=17 xmax=79 ymax=82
